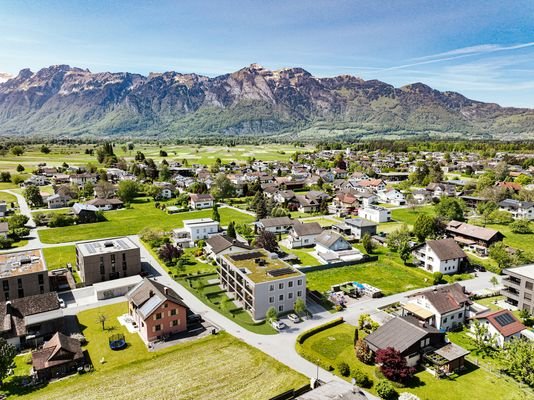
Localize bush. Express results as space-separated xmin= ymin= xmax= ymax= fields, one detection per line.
xmin=48 ymin=213 xmax=76 ymax=228
xmin=376 ymin=380 xmax=398 ymax=400
xmin=0 ymin=237 xmax=14 ymax=249
xmin=338 ymin=361 xmax=350 ymax=377
xmin=510 ymin=219 xmax=532 ymax=234
xmin=297 ymin=347 xmax=334 ymax=371
xmin=352 ymin=369 xmax=373 ymax=388
xmin=432 ymin=272 xmax=443 ymax=285
xmin=355 ymin=338 xmax=374 ymax=364
xmin=296 ymin=317 xmax=344 ymax=344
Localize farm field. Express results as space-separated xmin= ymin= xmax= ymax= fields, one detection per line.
xmin=38 ymin=202 xmax=254 ymax=244
xmin=305 ymin=247 xmax=433 ymax=295
xmin=3 ymin=302 xmax=305 ymax=400
xmin=297 ymin=322 xmax=531 ymax=400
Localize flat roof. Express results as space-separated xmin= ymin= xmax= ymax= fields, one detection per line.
xmin=402 ymin=302 xmax=434 ymax=320
xmin=504 ymin=264 xmax=534 ymax=280
xmin=183 ymin=218 xmax=218 ymax=226
xmin=76 ymin=237 xmax=139 ymax=257
xmin=93 ymin=275 xmax=143 ymax=291
xmin=223 ymin=249 xmax=303 ymax=283
xmin=0 ymin=249 xmax=47 ymax=278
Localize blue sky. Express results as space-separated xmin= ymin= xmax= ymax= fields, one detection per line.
xmin=1 ymin=0 xmax=534 ymax=107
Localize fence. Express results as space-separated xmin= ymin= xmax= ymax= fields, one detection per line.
xmin=268 ymin=384 xmax=312 ymax=400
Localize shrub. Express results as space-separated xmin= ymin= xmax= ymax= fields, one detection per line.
xmin=48 ymin=213 xmax=76 ymax=228
xmin=338 ymin=361 xmax=350 ymax=377
xmin=352 ymin=369 xmax=373 ymax=388
xmin=0 ymin=237 xmax=14 ymax=249
xmin=376 ymin=380 xmax=398 ymax=400
xmin=510 ymin=219 xmax=532 ymax=234
xmin=432 ymin=272 xmax=443 ymax=285
xmin=375 ymin=347 xmax=415 ymax=383
xmin=355 ymin=338 xmax=374 ymax=364
xmin=296 ymin=317 xmax=344 ymax=344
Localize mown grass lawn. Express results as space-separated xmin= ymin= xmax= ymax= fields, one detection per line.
xmin=305 ymin=248 xmax=433 ymax=295
xmin=0 ymin=190 xmax=18 ymax=205
xmin=485 ymin=223 xmax=534 ymax=258
xmin=4 ymin=303 xmax=306 ymax=400
xmin=297 ymin=322 xmax=531 ymax=400
xmin=297 ymin=217 xmax=337 ymax=227
xmin=42 ymin=245 xmax=76 ymax=270
xmin=38 ymin=202 xmax=254 ymax=244
xmin=391 ymin=205 xmax=435 ymax=227
xmin=279 ymin=244 xmax=320 ymax=267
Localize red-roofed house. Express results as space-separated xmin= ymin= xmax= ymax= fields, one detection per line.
xmin=472 ymin=309 xmax=526 ymax=347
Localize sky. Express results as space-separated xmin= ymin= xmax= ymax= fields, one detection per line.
xmin=1 ymin=0 xmax=534 ymax=107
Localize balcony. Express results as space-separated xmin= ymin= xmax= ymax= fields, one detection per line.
xmin=502 ymin=276 xmax=521 ymax=289
xmin=501 ymin=288 xmax=520 ymax=300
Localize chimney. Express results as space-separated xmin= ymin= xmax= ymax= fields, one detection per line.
xmin=163 ymin=287 xmax=169 ymax=295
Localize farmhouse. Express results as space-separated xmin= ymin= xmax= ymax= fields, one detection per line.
xmin=445 ymin=220 xmax=504 ymax=254
xmin=31 ymin=332 xmax=84 ymax=381
xmin=411 ymin=239 xmax=467 ymax=275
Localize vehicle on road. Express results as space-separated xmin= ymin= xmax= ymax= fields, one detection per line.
xmin=287 ymin=313 xmax=301 ymax=323
xmin=271 ymin=320 xmax=287 ymax=331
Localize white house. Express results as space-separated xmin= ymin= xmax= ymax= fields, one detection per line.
xmin=205 ymin=234 xmax=251 ymax=261
xmin=412 ymin=238 xmax=467 ymax=275
xmin=0 ymin=202 xmax=7 ymax=217
xmin=377 ymin=189 xmax=406 ymax=206
xmin=69 ymin=173 xmax=98 ymax=186
xmin=24 ymin=175 xmax=47 ymax=186
xmin=358 ymin=205 xmax=391 ymax=223
xmin=286 ymin=222 xmax=323 ymax=249
xmin=498 ymin=199 xmax=534 ymax=220
xmin=173 ymin=218 xmax=220 ymax=247
xmin=46 ymin=194 xmax=71 ymax=209
xmin=471 ymin=309 xmax=526 ymax=347
xmin=315 ymin=230 xmax=363 ymax=263
xmin=402 ymin=283 xmax=471 ymax=331
xmin=189 ymin=193 xmax=214 ymax=209
xmin=256 ymin=217 xmax=296 ymax=234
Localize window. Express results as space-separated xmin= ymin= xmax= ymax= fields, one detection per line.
xmin=288 ymin=292 xmax=293 ymax=299
xmin=443 ymin=317 xmax=448 ymax=323
xmin=100 ymin=265 xmax=105 ymax=275
xmin=269 ymin=284 xmax=274 ymax=292
xmin=170 ymin=309 xmax=177 ymax=316
xmin=297 ymin=279 xmax=302 ymax=286
xmin=458 ymin=312 xmax=463 ymax=319
xmin=38 ymin=274 xmax=44 ymax=285
xmin=155 ymin=312 xmax=162 ymax=320
xmin=297 ymin=290 xmax=302 ymax=297
xmin=525 ymin=293 xmax=532 ymax=301
xmin=288 ymin=281 xmax=293 ymax=288
xmin=122 ymin=253 xmax=126 ymax=261
xmin=269 ymin=297 xmax=274 ymax=303
xmin=111 ymin=254 xmax=115 ymax=262
xmin=2 ymin=281 xmax=8 ymax=291
xmin=278 ymin=283 xmax=284 ymax=290
xmin=278 ymin=305 xmax=284 ymax=312
xmin=171 ymin=320 xmax=179 ymax=327
xmin=154 ymin=324 xmax=162 ymax=332
xmin=279 ymin=294 xmax=284 ymax=301
xmin=123 ymin=262 xmax=127 ymax=271
xmin=526 ymin=281 xmax=533 ymax=290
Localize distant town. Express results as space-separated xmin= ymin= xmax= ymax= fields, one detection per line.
xmin=0 ymin=141 xmax=532 ymax=400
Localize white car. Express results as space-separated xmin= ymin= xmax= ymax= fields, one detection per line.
xmin=58 ymin=298 xmax=66 ymax=308
xmin=271 ymin=320 xmax=287 ymax=331
xmin=287 ymin=313 xmax=301 ymax=323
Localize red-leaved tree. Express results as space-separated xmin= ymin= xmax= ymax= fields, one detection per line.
xmin=158 ymin=243 xmax=183 ymax=266
xmin=375 ymin=347 xmax=415 ymax=383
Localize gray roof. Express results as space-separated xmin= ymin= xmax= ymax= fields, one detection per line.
xmin=315 ymin=230 xmax=350 ymax=249
xmin=206 ymin=234 xmax=251 ymax=254
xmin=258 ymin=216 xmax=295 ymax=228
xmin=365 ymin=316 xmax=439 ymax=354
xmin=426 ymin=238 xmax=467 ymax=261
xmin=292 ymin=222 xmax=323 ymax=236
xmin=345 ymin=217 xmax=377 ymax=229
xmin=433 ymin=342 xmax=470 ymax=361
xmin=499 ymin=199 xmax=534 ymax=209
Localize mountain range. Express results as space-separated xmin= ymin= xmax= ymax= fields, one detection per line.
xmin=0 ymin=64 xmax=533 ymax=140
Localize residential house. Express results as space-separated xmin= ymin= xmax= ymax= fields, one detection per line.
xmin=218 ymin=249 xmax=306 ymax=320
xmin=126 ymin=278 xmax=189 ymax=344
xmin=377 ymin=189 xmax=406 ymax=206
xmin=411 ymin=239 xmax=467 ymax=275
xmin=426 ymin=183 xmax=456 ymax=199
xmin=0 ymin=292 xmax=64 ymax=349
xmin=286 ymin=222 xmax=323 ymax=249
xmin=365 ymin=316 xmax=469 ymax=372
xmin=495 ymin=181 xmax=522 ymax=193
xmin=69 ymin=173 xmax=98 ymax=186
xmin=355 ymin=179 xmax=386 ymax=193
xmin=31 ymin=332 xmax=84 ymax=381
xmin=358 ymin=205 xmax=391 ymax=223
xmin=0 ymin=201 xmax=8 ymax=217
xmin=189 ymin=193 xmax=214 ymax=209
xmin=333 ymin=217 xmax=377 ymax=240
xmin=173 ymin=218 xmax=220 ymax=247
xmin=330 ymin=192 xmax=359 ymax=215
xmin=205 ymin=234 xmax=252 ymax=261
xmin=471 ymin=309 xmax=526 ymax=347
xmin=86 ymin=198 xmax=124 ymax=211
xmin=72 ymin=203 xmax=99 ymax=223
xmin=498 ymin=199 xmax=534 ymax=220
xmin=24 ymin=175 xmax=47 ymax=187
xmin=46 ymin=194 xmax=71 ymax=209
xmin=0 ymin=249 xmax=50 ymax=301
xmin=412 ymin=189 xmax=431 ymax=204
xmin=402 ymin=283 xmax=472 ymax=331
xmin=501 ymin=264 xmax=534 ymax=313
xmin=256 ymin=216 xmax=296 ymax=234
xmin=315 ymin=230 xmax=363 ymax=263
xmin=445 ymin=220 xmax=504 ymax=254
xmin=75 ymin=237 xmax=141 ymax=285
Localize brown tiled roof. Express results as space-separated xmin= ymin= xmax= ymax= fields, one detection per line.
xmin=292 ymin=222 xmax=323 ymax=237
xmin=258 ymin=216 xmax=295 ymax=228
xmin=206 ymin=234 xmax=251 ymax=254
xmin=32 ymin=332 xmax=83 ymax=371
xmin=475 ymin=309 xmax=526 ymax=337
xmin=126 ymin=278 xmax=188 ymax=310
xmin=426 ymin=239 xmax=467 ymax=261
xmin=446 ymin=221 xmax=503 ymax=242
xmin=410 ymin=283 xmax=471 ymax=314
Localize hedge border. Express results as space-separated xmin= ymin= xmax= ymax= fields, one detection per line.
xmin=296 ymin=317 xmax=344 ymax=345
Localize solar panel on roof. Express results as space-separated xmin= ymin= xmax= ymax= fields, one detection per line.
xmin=230 ymin=251 xmax=264 ymax=261
xmin=494 ymin=313 xmax=515 ymax=327
xmin=268 ymin=268 xmax=295 ymax=277
xmin=86 ymin=243 xmax=96 ymax=254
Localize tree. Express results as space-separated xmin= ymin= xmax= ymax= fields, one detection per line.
xmin=40 ymin=145 xmax=51 ymax=154
xmin=376 ymin=379 xmax=398 ymax=400
xmin=227 ymin=221 xmax=236 ymax=239
xmin=471 ymin=319 xmax=497 ymax=352
xmin=255 ymin=230 xmax=278 ymax=252
xmin=159 ymin=164 xmax=171 ymax=181
xmin=0 ymin=338 xmax=17 ymax=384
xmin=16 ymin=164 xmax=24 ymax=172
xmin=23 ymin=184 xmax=43 ymax=207
xmin=433 ymin=271 xmax=443 ymax=285
xmin=510 ymin=219 xmax=532 ymax=234
xmin=387 ymin=224 xmax=411 ymax=252
xmin=399 ymin=239 xmax=411 ymax=265
xmin=362 ymin=232 xmax=374 ymax=254
xmin=355 ymin=338 xmax=374 ymax=364
xmin=490 ymin=275 xmax=499 ymax=288
xmin=434 ymin=197 xmax=465 ymax=221
xmin=8 ymin=214 xmax=29 ymax=229
xmin=10 ymin=146 xmax=24 ymax=156
xmin=255 ymin=194 xmax=268 ymax=220
xmin=159 ymin=150 xmax=168 ymax=157
xmin=488 ymin=210 xmax=513 ymax=225
xmin=117 ymin=180 xmax=139 ymax=203
xmin=477 ymin=201 xmax=498 ymax=226
xmin=265 ymin=306 xmax=278 ymax=322
xmin=294 ymin=297 xmax=306 ymax=315
xmin=210 ymin=173 xmax=235 ymax=200
xmin=95 ymin=180 xmax=115 ymax=199
xmin=158 ymin=243 xmax=183 ymax=265
xmin=97 ymin=313 xmax=108 ymax=330
xmin=338 ymin=361 xmax=350 ymax=377
xmin=500 ymin=339 xmax=534 ymax=388
xmin=413 ymin=214 xmax=437 ymax=242
xmin=0 ymin=172 xmax=11 ymax=182
xmin=146 ymin=184 xmax=162 ymax=200
xmin=352 ymin=368 xmax=373 ymax=388
xmin=375 ymin=347 xmax=415 ymax=383
xmin=489 ymin=242 xmax=514 ymax=272
xmin=212 ymin=204 xmax=221 ymax=222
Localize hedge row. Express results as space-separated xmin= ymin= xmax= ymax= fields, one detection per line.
xmin=297 ymin=347 xmax=334 ymax=372
xmin=296 ymin=317 xmax=344 ymax=345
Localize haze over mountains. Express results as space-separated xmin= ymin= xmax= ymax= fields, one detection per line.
xmin=0 ymin=64 xmax=533 ymax=140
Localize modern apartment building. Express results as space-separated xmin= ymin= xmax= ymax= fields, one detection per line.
xmin=76 ymin=237 xmax=141 ymax=285
xmin=501 ymin=264 xmax=534 ymax=314
xmin=218 ymin=249 xmax=306 ymax=320
xmin=0 ymin=250 xmax=50 ymax=301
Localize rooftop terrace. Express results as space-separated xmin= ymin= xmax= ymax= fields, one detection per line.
xmin=0 ymin=249 xmax=47 ymax=278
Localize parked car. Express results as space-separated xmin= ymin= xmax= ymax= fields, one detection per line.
xmin=58 ymin=298 xmax=66 ymax=308
xmin=271 ymin=320 xmax=287 ymax=331
xmin=187 ymin=313 xmax=203 ymax=324
xmin=287 ymin=313 xmax=301 ymax=323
